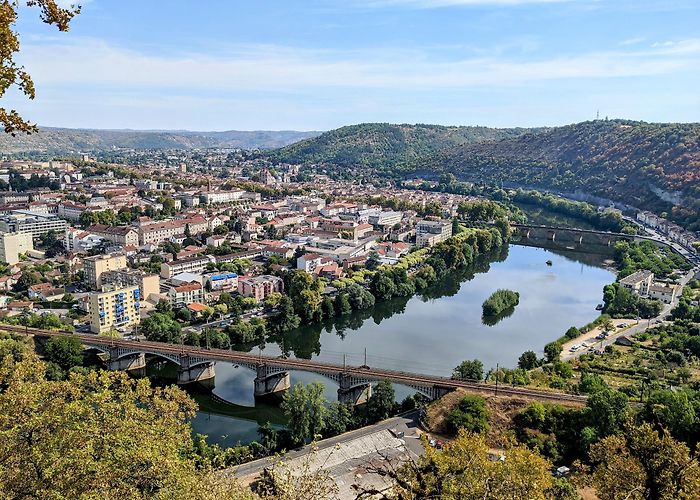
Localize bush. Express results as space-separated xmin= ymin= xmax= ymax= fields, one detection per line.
xmin=453 ymin=359 xmax=484 ymax=381
xmin=482 ymin=289 xmax=520 ymax=317
xmin=446 ymin=395 xmax=489 ymax=435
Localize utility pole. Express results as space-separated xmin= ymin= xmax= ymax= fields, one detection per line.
xmin=364 ymin=347 xmax=367 ymax=367
xmin=343 ymin=353 xmax=347 ymax=371
xmin=495 ymin=363 xmax=499 ymax=396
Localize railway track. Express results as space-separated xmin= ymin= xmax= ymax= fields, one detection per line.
xmin=2 ymin=324 xmax=587 ymax=405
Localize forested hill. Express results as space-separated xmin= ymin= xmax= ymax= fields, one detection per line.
xmin=436 ymin=120 xmax=700 ymax=228
xmin=269 ymin=120 xmax=700 ymax=229
xmin=0 ymin=127 xmax=321 ymax=154
xmin=266 ymin=123 xmax=533 ymax=169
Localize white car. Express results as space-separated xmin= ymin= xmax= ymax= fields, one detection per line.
xmin=569 ymin=344 xmax=581 ymax=352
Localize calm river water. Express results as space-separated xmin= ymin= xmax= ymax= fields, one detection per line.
xmin=184 ymin=244 xmax=615 ymax=446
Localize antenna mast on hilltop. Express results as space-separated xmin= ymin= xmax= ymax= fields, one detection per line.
xmin=596 ymin=110 xmax=600 ymax=120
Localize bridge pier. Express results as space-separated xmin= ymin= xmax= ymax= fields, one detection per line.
xmin=177 ymin=360 xmax=216 ymax=389
xmin=107 ymin=351 xmax=146 ymax=376
xmin=338 ymin=374 xmax=372 ymax=405
xmin=548 ymin=231 xmax=556 ymax=241
xmin=254 ymin=364 xmax=291 ymax=401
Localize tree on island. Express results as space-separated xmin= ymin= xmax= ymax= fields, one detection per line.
xmin=482 ymin=289 xmax=520 ymax=317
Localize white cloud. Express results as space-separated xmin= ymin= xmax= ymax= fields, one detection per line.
xmin=15 ymin=37 xmax=700 ymax=93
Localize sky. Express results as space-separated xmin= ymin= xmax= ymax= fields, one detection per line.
xmin=3 ymin=0 xmax=699 ymax=131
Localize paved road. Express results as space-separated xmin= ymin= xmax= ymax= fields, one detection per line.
xmin=561 ymin=266 xmax=697 ymax=361
xmin=228 ymin=411 xmax=423 ymax=480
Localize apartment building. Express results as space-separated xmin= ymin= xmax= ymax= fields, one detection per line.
xmin=167 ymin=281 xmax=204 ymax=308
xmin=648 ymin=283 xmax=680 ymax=304
xmin=205 ymin=272 xmax=238 ymax=290
xmin=200 ymin=190 xmax=246 ymax=205
xmin=367 ymin=210 xmax=403 ymax=227
xmin=101 ymin=269 xmax=160 ymax=302
xmin=0 ymin=211 xmax=68 ymax=239
xmin=138 ymin=217 xmax=208 ymax=246
xmin=416 ymin=219 xmax=453 ymax=247
xmin=138 ymin=220 xmax=186 ymax=246
xmin=619 ymin=270 xmax=654 ymax=296
xmin=237 ymin=275 xmax=284 ymax=302
xmin=160 ymin=254 xmax=216 ymax=279
xmin=86 ymin=224 xmax=139 ymax=247
xmin=320 ymin=219 xmax=374 ymax=240
xmin=0 ymin=232 xmax=33 ymax=265
xmin=88 ymin=284 xmax=140 ymax=334
xmin=56 ymin=201 xmax=87 ymax=221
xmin=83 ymin=253 xmax=128 ymax=290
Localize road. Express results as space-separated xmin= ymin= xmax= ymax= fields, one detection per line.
xmin=622 ymin=215 xmax=699 ymax=266
xmin=561 ymin=266 xmax=698 ymax=361
xmin=228 ymin=411 xmax=424 ymax=480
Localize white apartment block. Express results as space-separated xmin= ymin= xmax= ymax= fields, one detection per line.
xmin=416 ymin=219 xmax=453 ymax=247
xmin=0 ymin=211 xmax=68 ymax=239
xmin=200 ymin=190 xmax=246 ymax=205
xmin=0 ymin=232 xmax=33 ymax=265
xmin=160 ymin=255 xmax=216 ymax=279
xmin=619 ymin=270 xmax=654 ymax=296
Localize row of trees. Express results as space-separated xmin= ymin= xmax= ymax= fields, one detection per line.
xmin=271 ymin=380 xmax=403 ymax=448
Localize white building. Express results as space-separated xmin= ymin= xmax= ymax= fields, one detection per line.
xmin=416 ymin=219 xmax=452 ymax=247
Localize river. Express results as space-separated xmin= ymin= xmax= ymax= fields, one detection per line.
xmin=166 ymin=243 xmax=614 ymax=447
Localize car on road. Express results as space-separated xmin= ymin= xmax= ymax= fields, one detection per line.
xmin=569 ymin=344 xmax=581 ymax=352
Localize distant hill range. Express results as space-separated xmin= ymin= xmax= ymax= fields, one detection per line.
xmin=0 ymin=127 xmax=322 ymax=154
xmin=268 ymin=120 xmax=700 ymax=230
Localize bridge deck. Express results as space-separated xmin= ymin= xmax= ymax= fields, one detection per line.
xmin=4 ymin=325 xmax=587 ymax=405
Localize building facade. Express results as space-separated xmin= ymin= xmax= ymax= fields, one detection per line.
xmin=0 ymin=211 xmax=68 ymax=239
xmin=0 ymin=232 xmax=33 ymax=265
xmin=101 ymin=269 xmax=160 ymax=302
xmin=88 ymin=284 xmax=140 ymax=334
xmin=237 ymin=275 xmax=284 ymax=301
xmin=416 ymin=220 xmax=453 ymax=247
xmin=83 ymin=253 xmax=128 ymax=290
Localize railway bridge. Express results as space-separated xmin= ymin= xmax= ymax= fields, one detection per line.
xmin=4 ymin=325 xmax=588 ymax=406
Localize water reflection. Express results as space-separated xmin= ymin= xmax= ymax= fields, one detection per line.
xmin=183 ymin=244 xmax=614 ymax=446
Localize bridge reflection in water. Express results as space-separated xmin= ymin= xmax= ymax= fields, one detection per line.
xmin=8 ymin=325 xmax=587 ymax=407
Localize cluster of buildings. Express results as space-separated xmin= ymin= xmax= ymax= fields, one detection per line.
xmin=619 ymin=270 xmax=681 ymax=305
xmin=636 ymin=211 xmax=698 ymax=251
xmin=0 ymin=160 xmax=463 ymax=335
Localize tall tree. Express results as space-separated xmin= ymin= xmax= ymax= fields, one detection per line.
xmin=280 ymin=382 xmax=328 ymax=445
xmin=0 ymin=357 xmax=247 ymax=499
xmin=589 ymin=421 xmax=700 ymax=500
xmin=1 ymin=1 xmax=80 ymax=135
xmin=375 ymin=430 xmax=553 ymax=500
xmin=44 ymin=335 xmax=83 ymax=370
xmin=366 ymin=380 xmax=395 ymax=423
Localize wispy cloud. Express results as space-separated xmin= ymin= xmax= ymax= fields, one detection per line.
xmin=16 ymin=37 xmax=700 ymax=93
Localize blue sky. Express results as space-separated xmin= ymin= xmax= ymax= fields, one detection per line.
xmin=4 ymin=0 xmax=699 ymax=130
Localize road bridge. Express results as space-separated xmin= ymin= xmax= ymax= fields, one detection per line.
xmin=508 ymin=222 xmax=680 ymax=249
xmin=4 ymin=325 xmax=588 ymax=406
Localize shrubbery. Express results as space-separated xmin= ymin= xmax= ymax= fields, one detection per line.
xmin=482 ymin=289 xmax=520 ymax=316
